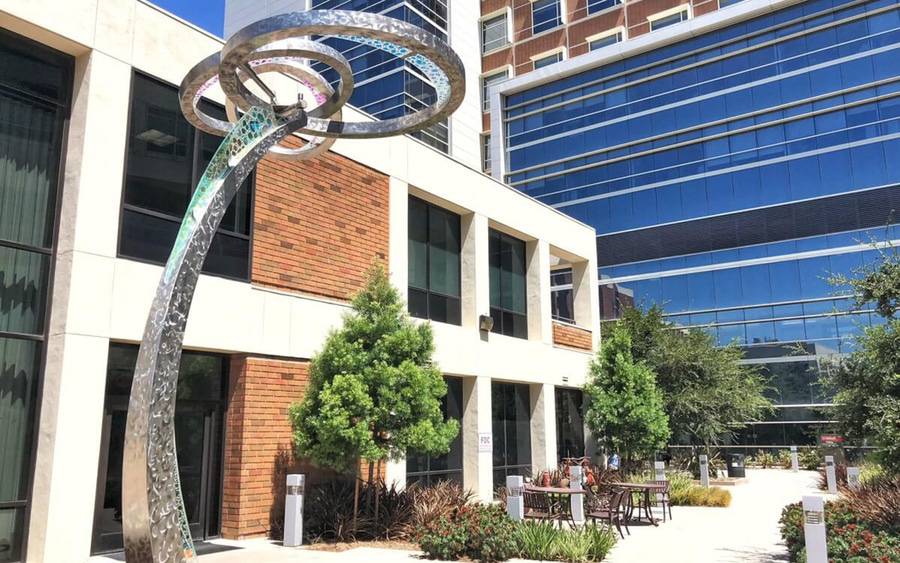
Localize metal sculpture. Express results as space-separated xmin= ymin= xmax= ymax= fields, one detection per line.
xmin=122 ymin=10 xmax=464 ymax=562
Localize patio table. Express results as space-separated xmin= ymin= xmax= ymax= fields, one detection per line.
xmin=615 ymin=482 xmax=665 ymax=526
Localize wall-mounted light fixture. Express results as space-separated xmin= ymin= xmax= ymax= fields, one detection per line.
xmin=479 ymin=314 xmax=494 ymax=332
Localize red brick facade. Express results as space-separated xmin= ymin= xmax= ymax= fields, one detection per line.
xmin=252 ymin=142 xmax=390 ymax=301
xmin=222 ymin=356 xmax=313 ymax=539
xmin=552 ymin=321 xmax=594 ymax=351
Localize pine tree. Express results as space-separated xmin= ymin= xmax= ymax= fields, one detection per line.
xmin=584 ymin=324 xmax=670 ymax=467
xmin=289 ymin=263 xmax=459 ymax=526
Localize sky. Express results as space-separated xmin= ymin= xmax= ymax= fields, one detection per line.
xmin=150 ymin=0 xmax=226 ymax=37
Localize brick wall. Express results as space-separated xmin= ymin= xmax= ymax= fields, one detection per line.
xmin=252 ymin=142 xmax=390 ymax=301
xmin=552 ymin=321 xmax=593 ymax=351
xmin=222 ymin=355 xmax=314 ymax=539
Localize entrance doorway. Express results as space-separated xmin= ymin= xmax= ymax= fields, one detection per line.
xmin=91 ymin=344 xmax=227 ymax=554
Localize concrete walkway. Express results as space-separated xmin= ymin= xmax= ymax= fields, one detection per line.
xmin=605 ymin=468 xmax=822 ymax=563
xmin=90 ymin=469 xmax=822 ymax=563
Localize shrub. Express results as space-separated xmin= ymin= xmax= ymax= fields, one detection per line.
xmin=843 ymin=477 xmax=900 ymax=533
xmin=554 ymin=528 xmax=593 ymax=563
xmin=776 ymin=449 xmax=794 ymax=469
xmin=514 ymin=521 xmax=561 ymax=561
xmin=420 ymin=504 xmax=516 ymax=562
xmin=304 ymin=479 xmax=471 ymax=543
xmin=582 ymin=524 xmax=618 ymax=561
xmin=799 ymin=448 xmax=821 ymax=471
xmin=755 ymin=451 xmax=776 ymax=468
xmin=779 ymin=497 xmax=900 ymax=562
xmin=665 ymin=472 xmax=731 ymax=507
xmin=419 ymin=516 xmax=468 ymax=560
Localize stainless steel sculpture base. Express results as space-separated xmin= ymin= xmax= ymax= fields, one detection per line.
xmin=122 ymin=9 xmax=465 ymax=562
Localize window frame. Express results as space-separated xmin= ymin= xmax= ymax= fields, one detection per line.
xmin=407 ymin=195 xmax=462 ymax=326
xmin=489 ymin=228 xmax=528 ymax=339
xmin=0 ymin=26 xmax=74 ymax=563
xmin=481 ymin=68 xmax=511 ymax=113
xmin=117 ymin=70 xmax=256 ymax=282
xmin=481 ymin=11 xmax=510 ymax=54
xmin=532 ymin=49 xmax=565 ymax=70
xmin=530 ymin=0 xmax=564 ymax=35
xmin=586 ymin=0 xmax=621 ymax=15
xmin=586 ymin=27 xmax=625 ymax=51
xmin=481 ymin=133 xmax=492 ymax=174
xmin=648 ymin=5 xmax=691 ymax=31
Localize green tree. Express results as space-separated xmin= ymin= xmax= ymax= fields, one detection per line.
xmin=289 ymin=263 xmax=459 ymax=523
xmin=824 ymin=246 xmax=900 ymax=474
xmin=584 ymin=323 xmax=670 ymax=465
xmin=617 ymin=306 xmax=771 ymax=449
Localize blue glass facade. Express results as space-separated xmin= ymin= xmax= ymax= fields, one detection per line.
xmin=501 ymin=0 xmax=900 ymax=445
xmin=311 ymin=0 xmax=449 ymax=152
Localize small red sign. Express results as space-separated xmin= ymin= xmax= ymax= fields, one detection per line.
xmin=820 ymin=435 xmax=844 ymax=444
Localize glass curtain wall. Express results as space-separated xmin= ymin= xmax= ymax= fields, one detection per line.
xmin=92 ymin=344 xmax=227 ymax=554
xmin=501 ymin=0 xmax=900 ymax=444
xmin=406 ymin=376 xmax=463 ymax=485
xmin=491 ymin=382 xmax=532 ymax=489
xmin=555 ymin=388 xmax=585 ymax=461
xmin=489 ymin=230 xmax=528 ymax=338
xmin=408 ymin=197 xmax=461 ymax=325
xmin=0 ymin=28 xmax=71 ymax=563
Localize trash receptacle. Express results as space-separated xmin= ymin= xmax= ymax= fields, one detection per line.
xmin=726 ymin=453 xmax=746 ymax=478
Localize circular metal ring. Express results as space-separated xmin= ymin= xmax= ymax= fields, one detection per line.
xmin=179 ymin=51 xmax=233 ymax=135
xmin=221 ymin=10 xmax=466 ymax=139
xmin=225 ymin=57 xmax=341 ymax=160
xmin=219 ymin=40 xmax=353 ymax=122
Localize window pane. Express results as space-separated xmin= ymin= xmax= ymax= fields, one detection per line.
xmin=0 ymin=91 xmax=61 ymax=249
xmin=408 ymin=197 xmax=428 ymax=290
xmin=534 ymin=53 xmax=562 ymax=69
xmin=0 ymin=337 xmax=40 ymax=504
xmin=0 ymin=246 xmax=49 ymax=335
xmin=532 ymin=0 xmax=562 ymax=34
xmin=0 ymin=508 xmax=24 ymax=563
xmin=428 ymin=206 xmax=460 ymax=297
xmin=482 ymin=71 xmax=509 ymax=112
xmin=555 ymin=388 xmax=584 ymax=460
xmin=589 ymin=32 xmax=621 ymax=51
xmin=124 ymin=74 xmax=194 ymax=216
xmin=482 ymin=14 xmax=508 ymax=53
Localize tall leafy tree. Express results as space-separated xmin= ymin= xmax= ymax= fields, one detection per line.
xmin=290 ymin=263 xmax=459 ymax=522
xmin=825 ymin=246 xmax=900 ymax=474
xmin=584 ymin=323 xmax=670 ymax=465
xmin=617 ymin=306 xmax=771 ymax=449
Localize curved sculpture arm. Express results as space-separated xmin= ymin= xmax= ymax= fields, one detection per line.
xmin=122 ymin=106 xmax=306 ymax=563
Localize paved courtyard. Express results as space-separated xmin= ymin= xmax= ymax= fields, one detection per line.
xmin=90 ymin=469 xmax=822 ymax=563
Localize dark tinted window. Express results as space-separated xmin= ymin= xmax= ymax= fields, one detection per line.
xmin=408 ymin=197 xmax=461 ymax=325
xmin=120 ymin=72 xmax=253 ymax=280
xmin=406 ymin=376 xmax=463 ymax=486
xmin=489 ymin=230 xmax=527 ymax=338
xmin=492 ymin=382 xmax=532 ymax=489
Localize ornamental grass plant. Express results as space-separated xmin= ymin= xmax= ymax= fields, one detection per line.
xmin=510 ymin=521 xmax=617 ymax=562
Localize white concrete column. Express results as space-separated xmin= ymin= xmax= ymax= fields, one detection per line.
xmin=462 ymin=376 xmax=494 ymax=503
xmin=388 ymin=177 xmax=409 ymax=301
xmin=461 ymin=212 xmax=490 ymax=331
xmin=571 ymin=257 xmax=601 ymax=349
xmin=529 ymin=383 xmax=557 ymax=473
xmin=525 ymin=239 xmax=552 ymax=343
xmin=28 ymin=49 xmax=131 ymax=563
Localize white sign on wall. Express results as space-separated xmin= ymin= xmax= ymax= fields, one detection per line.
xmin=478 ymin=432 xmax=493 ymax=453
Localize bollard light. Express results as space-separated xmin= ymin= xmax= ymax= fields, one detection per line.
xmin=847 ymin=467 xmax=860 ymax=490
xmin=790 ymin=446 xmax=799 ymax=472
xmin=699 ymin=455 xmax=710 ymax=488
xmin=824 ymin=456 xmax=837 ymax=494
xmin=506 ymin=475 xmax=524 ymax=521
xmin=284 ymin=474 xmax=305 ymax=547
xmin=802 ymin=495 xmax=827 ymax=563
xmin=569 ymin=466 xmax=585 ymax=526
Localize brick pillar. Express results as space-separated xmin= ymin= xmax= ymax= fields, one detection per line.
xmin=221 ymin=355 xmax=311 ymax=539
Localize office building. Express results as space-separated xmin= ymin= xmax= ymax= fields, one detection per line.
xmin=490 ymin=0 xmax=900 ymax=445
xmin=224 ymin=0 xmax=485 ymax=168
xmin=0 ymin=1 xmax=599 ymax=560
